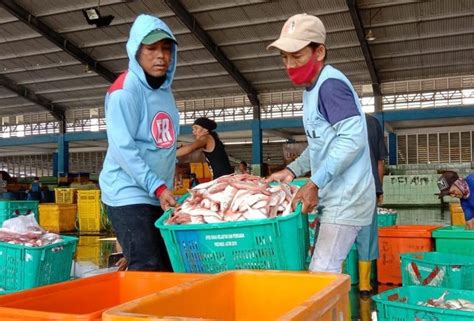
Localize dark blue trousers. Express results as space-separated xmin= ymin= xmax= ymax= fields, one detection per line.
xmin=106 ymin=204 xmax=172 ymax=271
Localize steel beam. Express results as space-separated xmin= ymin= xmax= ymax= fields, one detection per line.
xmin=263 ymin=129 xmax=295 ymax=141
xmin=0 ymin=0 xmax=117 ymax=83
xmin=346 ymin=0 xmax=382 ymax=111
xmin=376 ymin=106 xmax=474 ymax=122
xmin=0 ymin=75 xmax=66 ymax=122
xmin=163 ymin=0 xmax=260 ymax=107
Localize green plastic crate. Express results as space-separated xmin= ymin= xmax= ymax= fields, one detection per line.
xmin=0 ymin=200 xmax=39 ymax=226
xmin=433 ymin=226 xmax=474 ymax=257
xmin=401 ymin=252 xmax=474 ymax=290
xmin=373 ymin=286 xmax=474 ymax=321
xmin=156 ymin=199 xmax=308 ymax=273
xmin=343 ymin=245 xmax=359 ymax=284
xmin=377 ymin=213 xmax=397 ymax=227
xmin=0 ymin=236 xmax=78 ymax=293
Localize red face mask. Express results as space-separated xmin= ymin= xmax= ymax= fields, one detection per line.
xmin=287 ymin=50 xmax=322 ymax=85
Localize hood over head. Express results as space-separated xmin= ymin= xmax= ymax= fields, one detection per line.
xmin=126 ymin=14 xmax=177 ymax=89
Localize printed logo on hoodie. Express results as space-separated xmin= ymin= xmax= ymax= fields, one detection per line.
xmin=151 ymin=111 xmax=175 ymax=148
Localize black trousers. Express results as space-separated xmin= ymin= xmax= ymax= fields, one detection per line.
xmin=106 ymin=204 xmax=172 ymax=271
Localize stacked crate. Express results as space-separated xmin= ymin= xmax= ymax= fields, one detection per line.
xmin=0 ymin=200 xmax=38 ymax=226
xmin=77 ymin=190 xmax=103 ymax=233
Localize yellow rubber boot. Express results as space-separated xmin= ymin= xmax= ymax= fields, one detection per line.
xmin=359 ymin=296 xmax=372 ymax=321
xmin=359 ymin=260 xmax=372 ymax=293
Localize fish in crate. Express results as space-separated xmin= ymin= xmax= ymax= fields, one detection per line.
xmin=166 ymin=173 xmax=299 ymax=225
xmin=419 ymin=291 xmax=474 ymax=311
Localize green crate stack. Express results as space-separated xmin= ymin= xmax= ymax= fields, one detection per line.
xmin=433 ymin=226 xmax=474 ymax=257
xmin=0 ymin=200 xmax=39 ymax=226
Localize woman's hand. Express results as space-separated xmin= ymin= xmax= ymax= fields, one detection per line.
xmin=466 ymin=218 xmax=474 ymax=230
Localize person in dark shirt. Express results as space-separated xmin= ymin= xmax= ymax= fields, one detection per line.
xmin=355 ymin=113 xmax=387 ymax=297
xmin=176 ymin=117 xmax=233 ymax=179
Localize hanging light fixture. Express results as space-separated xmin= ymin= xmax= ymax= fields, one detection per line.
xmin=365 ymin=29 xmax=376 ymax=41
xmin=365 ymin=9 xmax=376 ymax=42
xmin=82 ymin=1 xmax=114 ymax=27
xmin=84 ymin=64 xmax=92 ymax=74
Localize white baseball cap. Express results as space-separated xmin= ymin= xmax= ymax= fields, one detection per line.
xmin=267 ymin=14 xmax=326 ymax=52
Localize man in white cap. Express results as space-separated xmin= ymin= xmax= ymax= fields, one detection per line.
xmin=267 ymin=14 xmax=375 ymax=274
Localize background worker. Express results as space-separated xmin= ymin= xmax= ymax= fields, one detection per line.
xmin=266 ymin=13 xmax=375 ymax=273
xmin=27 ymin=176 xmax=42 ymax=201
xmin=176 ymin=117 xmax=233 ymax=179
xmin=355 ymin=113 xmax=387 ymax=296
xmin=437 ymin=170 xmax=474 ymax=230
xmin=237 ymin=160 xmax=249 ymax=174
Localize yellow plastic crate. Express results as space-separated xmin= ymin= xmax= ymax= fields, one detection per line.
xmin=203 ymin=162 xmax=212 ymax=178
xmin=39 ymin=203 xmax=77 ymax=233
xmin=173 ymin=178 xmax=190 ymax=196
xmin=190 ymin=162 xmax=204 ymax=179
xmin=76 ymin=236 xmax=114 ymax=266
xmin=77 ymin=190 xmax=101 ymax=203
xmin=450 ymin=203 xmax=466 ymax=225
xmin=76 ymin=237 xmax=98 ymax=262
xmin=103 ymin=270 xmax=350 ymax=321
xmin=78 ymin=190 xmax=103 ymax=232
xmin=54 ymin=188 xmax=77 ymax=204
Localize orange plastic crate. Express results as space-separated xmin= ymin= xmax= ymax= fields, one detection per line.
xmin=377 ymin=225 xmax=440 ymax=284
xmin=0 ymin=271 xmax=205 ymax=321
xmin=103 ymin=270 xmax=350 ymax=321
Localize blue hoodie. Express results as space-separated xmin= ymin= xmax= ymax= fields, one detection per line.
xmin=99 ymin=14 xmax=179 ymax=207
xmin=460 ymin=173 xmax=474 ymax=221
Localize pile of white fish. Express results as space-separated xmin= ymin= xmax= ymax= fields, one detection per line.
xmin=166 ymin=174 xmax=299 ymax=225
xmin=0 ymin=229 xmax=62 ymax=247
xmin=377 ymin=207 xmax=397 ymax=215
xmin=418 ymin=291 xmax=474 ymax=311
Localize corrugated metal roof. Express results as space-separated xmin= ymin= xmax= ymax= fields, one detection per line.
xmin=0 ymin=0 xmax=471 ymax=120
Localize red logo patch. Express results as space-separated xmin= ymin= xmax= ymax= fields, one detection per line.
xmin=151 ymin=112 xmax=175 ymax=149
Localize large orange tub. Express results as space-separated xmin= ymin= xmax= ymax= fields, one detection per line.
xmin=0 ymin=271 xmax=204 ymax=321
xmin=377 ymin=225 xmax=440 ymax=284
xmin=103 ymin=270 xmax=351 ymax=321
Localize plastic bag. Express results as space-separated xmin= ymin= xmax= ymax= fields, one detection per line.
xmin=2 ymin=213 xmax=44 ymax=233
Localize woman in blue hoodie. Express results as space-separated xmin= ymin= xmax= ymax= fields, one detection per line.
xmin=99 ymin=15 xmax=179 ymax=271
